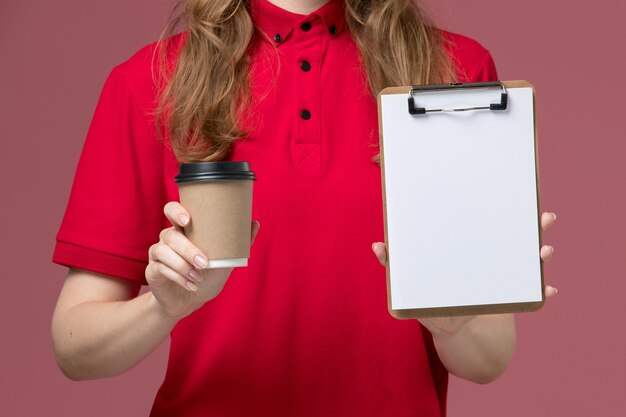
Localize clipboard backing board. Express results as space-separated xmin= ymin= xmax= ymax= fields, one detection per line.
xmin=378 ymin=81 xmax=545 ymax=319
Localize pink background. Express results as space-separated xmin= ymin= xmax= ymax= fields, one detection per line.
xmin=1 ymin=0 xmax=624 ymax=415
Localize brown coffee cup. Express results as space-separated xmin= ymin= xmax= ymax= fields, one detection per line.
xmin=174 ymin=161 xmax=256 ymax=268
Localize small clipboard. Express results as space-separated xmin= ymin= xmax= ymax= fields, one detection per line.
xmin=377 ymin=81 xmax=545 ymax=319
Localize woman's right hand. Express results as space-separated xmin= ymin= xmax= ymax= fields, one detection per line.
xmin=146 ymin=201 xmax=260 ymax=321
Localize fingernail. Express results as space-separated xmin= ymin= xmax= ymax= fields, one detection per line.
xmin=179 ymin=214 xmax=189 ymax=226
xmin=185 ymin=280 xmax=198 ymax=292
xmin=553 ymin=287 xmax=558 ymax=295
xmin=194 ymin=255 xmax=208 ymax=269
xmin=372 ymin=243 xmax=377 ymax=251
xmin=552 ymin=212 xmax=557 ymax=221
xmin=189 ymin=269 xmax=200 ymax=281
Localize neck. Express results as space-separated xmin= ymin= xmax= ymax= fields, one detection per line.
xmin=266 ymin=0 xmax=331 ymax=14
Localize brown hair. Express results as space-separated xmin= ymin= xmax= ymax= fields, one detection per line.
xmin=151 ymin=0 xmax=455 ymax=163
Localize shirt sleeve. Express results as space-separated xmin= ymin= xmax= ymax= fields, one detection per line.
xmin=469 ymin=50 xmax=499 ymax=82
xmin=52 ymin=65 xmax=166 ymax=284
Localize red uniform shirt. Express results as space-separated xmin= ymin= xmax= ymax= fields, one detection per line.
xmin=53 ymin=0 xmax=498 ymax=415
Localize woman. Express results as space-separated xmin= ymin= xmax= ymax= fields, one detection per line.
xmin=51 ymin=0 xmax=558 ymax=416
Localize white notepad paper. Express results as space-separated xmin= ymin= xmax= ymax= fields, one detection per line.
xmin=379 ymin=85 xmax=543 ymax=312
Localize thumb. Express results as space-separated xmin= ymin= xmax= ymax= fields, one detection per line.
xmin=371 ymin=242 xmax=387 ymax=266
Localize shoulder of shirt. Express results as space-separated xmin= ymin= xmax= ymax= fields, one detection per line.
xmin=438 ymin=29 xmax=493 ymax=81
xmin=108 ymin=32 xmax=187 ymax=101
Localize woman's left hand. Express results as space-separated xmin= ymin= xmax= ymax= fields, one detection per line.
xmin=371 ymin=211 xmax=558 ymax=336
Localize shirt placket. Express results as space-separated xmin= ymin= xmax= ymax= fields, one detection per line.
xmin=292 ymin=16 xmax=327 ymax=168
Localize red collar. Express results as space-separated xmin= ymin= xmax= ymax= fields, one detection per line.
xmin=248 ymin=0 xmax=346 ymax=44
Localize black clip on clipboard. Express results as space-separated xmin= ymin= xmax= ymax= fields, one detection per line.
xmin=407 ymin=81 xmax=508 ymax=115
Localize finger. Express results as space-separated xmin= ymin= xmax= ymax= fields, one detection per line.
xmin=164 ymin=201 xmax=191 ymax=232
xmin=159 ymin=227 xmax=209 ymax=269
xmin=151 ymin=242 xmax=203 ymax=283
xmin=540 ymin=245 xmax=554 ymax=262
xmin=251 ymin=220 xmax=260 ymax=246
xmin=152 ymin=261 xmax=198 ymax=292
xmin=544 ymin=285 xmax=558 ymax=298
xmin=371 ymin=242 xmax=387 ymax=266
xmin=540 ymin=211 xmax=557 ymax=231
